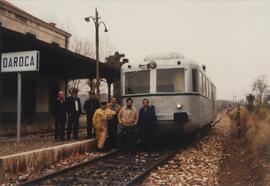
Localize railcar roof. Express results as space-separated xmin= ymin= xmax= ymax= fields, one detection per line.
xmin=121 ymin=56 xmax=200 ymax=70
xmin=121 ymin=53 xmax=215 ymax=86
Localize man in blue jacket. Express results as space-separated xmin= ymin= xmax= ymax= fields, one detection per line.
xmin=138 ymin=98 xmax=156 ymax=152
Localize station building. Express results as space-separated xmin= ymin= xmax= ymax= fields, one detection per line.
xmin=0 ymin=0 xmax=120 ymax=135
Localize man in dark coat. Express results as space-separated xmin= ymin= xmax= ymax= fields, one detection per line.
xmin=138 ymin=98 xmax=156 ymax=152
xmin=66 ymin=88 xmax=82 ymax=140
xmin=52 ymin=91 xmax=67 ymax=141
xmin=83 ymin=92 xmax=100 ymax=138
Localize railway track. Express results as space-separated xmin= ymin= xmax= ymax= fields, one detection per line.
xmin=19 ymin=115 xmax=222 ymax=186
xmin=20 ymin=149 xmax=178 ymax=186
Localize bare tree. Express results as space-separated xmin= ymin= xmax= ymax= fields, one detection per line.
xmin=252 ymin=75 xmax=269 ymax=105
xmin=69 ymin=36 xmax=95 ymax=58
xmin=246 ymin=93 xmax=255 ymax=111
xmin=68 ymin=36 xmax=114 ymax=94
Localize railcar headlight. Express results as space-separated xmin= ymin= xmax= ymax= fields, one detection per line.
xmin=148 ymin=61 xmax=157 ymax=69
xmin=176 ymin=103 xmax=183 ymax=110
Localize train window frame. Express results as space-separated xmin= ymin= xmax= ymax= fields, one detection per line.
xmin=124 ymin=70 xmax=150 ymax=95
xmin=199 ymin=71 xmax=203 ymax=95
xmin=156 ymin=68 xmax=185 ymax=93
xmin=202 ymin=75 xmax=205 ymax=96
xmin=204 ymin=76 xmax=207 ymax=96
xmin=192 ymin=68 xmax=198 ymax=92
xmin=206 ymin=79 xmax=209 ymax=97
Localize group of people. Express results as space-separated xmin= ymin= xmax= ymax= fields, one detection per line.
xmin=53 ymin=88 xmax=156 ymax=152
xmin=52 ymin=88 xmax=82 ymax=141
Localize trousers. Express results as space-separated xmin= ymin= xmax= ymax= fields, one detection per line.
xmin=96 ymin=126 xmax=108 ymax=149
xmin=67 ymin=115 xmax=79 ymax=139
xmin=55 ymin=119 xmax=65 ymax=140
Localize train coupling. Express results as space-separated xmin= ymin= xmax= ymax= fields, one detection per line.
xmin=173 ymin=112 xmax=190 ymax=123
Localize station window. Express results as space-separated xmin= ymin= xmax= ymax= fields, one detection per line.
xmin=157 ymin=68 xmax=185 ymax=92
xmin=192 ymin=69 xmax=198 ymax=92
xmin=125 ymin=70 xmax=150 ymax=94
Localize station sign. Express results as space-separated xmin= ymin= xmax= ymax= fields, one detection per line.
xmin=0 ymin=50 xmax=40 ymax=143
xmin=1 ymin=50 xmax=39 ymax=72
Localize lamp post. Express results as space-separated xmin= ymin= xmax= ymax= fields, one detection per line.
xmin=85 ymin=8 xmax=108 ymax=97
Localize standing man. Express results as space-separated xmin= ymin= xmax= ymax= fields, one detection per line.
xmin=118 ymin=98 xmax=139 ymax=151
xmin=138 ymin=98 xmax=156 ymax=152
xmin=92 ymin=101 xmax=116 ymax=151
xmin=52 ymin=91 xmax=67 ymax=141
xmin=66 ymin=88 xmax=81 ymax=140
xmin=235 ymin=104 xmax=241 ymax=138
xmin=111 ymin=97 xmax=122 ymax=113
xmin=84 ymin=92 xmax=100 ymax=138
xmin=108 ymin=97 xmax=121 ymax=148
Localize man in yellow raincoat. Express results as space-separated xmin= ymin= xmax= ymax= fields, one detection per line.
xmin=92 ymin=101 xmax=116 ymax=151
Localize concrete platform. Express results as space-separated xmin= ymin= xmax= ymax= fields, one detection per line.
xmin=0 ymin=139 xmax=96 ymax=174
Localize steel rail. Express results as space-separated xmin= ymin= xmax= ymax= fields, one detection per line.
xmin=19 ymin=149 xmax=117 ymax=186
xmin=124 ymin=150 xmax=179 ymax=186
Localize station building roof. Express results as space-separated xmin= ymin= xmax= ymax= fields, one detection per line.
xmin=1 ymin=26 xmax=120 ymax=80
xmin=0 ymin=0 xmax=120 ymax=81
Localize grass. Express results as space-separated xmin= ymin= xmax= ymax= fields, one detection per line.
xmin=228 ymin=105 xmax=270 ymax=151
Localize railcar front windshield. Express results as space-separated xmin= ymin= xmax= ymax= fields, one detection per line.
xmin=157 ymin=68 xmax=185 ymax=92
xmin=125 ymin=70 xmax=150 ymax=94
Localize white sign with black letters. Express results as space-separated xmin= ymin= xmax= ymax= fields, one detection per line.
xmin=0 ymin=50 xmax=40 ymax=143
xmin=1 ymin=50 xmax=39 ymax=72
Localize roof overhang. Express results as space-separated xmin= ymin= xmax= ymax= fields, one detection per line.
xmin=0 ymin=26 xmax=120 ymax=80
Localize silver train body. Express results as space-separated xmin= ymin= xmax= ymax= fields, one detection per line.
xmin=121 ymin=53 xmax=217 ymax=136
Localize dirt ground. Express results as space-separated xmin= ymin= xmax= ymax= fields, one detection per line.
xmin=143 ymin=112 xmax=270 ymax=186
xmin=217 ymin=113 xmax=270 ymax=186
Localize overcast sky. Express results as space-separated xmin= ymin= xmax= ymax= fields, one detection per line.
xmin=10 ymin=0 xmax=270 ymax=100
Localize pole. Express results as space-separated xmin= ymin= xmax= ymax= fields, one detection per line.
xmin=0 ymin=23 xmax=2 ymax=127
xmin=107 ymin=81 xmax=111 ymax=102
xmin=17 ymin=73 xmax=22 ymax=143
xmin=233 ymin=91 xmax=235 ymax=108
xmin=95 ymin=8 xmax=100 ymax=97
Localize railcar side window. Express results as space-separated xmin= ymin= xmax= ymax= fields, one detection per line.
xmin=204 ymin=77 xmax=207 ymax=96
xmin=199 ymin=72 xmax=203 ymax=94
xmin=192 ymin=69 xmax=198 ymax=92
xmin=125 ymin=70 xmax=150 ymax=94
xmin=206 ymin=79 xmax=209 ymax=97
xmin=156 ymin=68 xmax=185 ymax=92
xmin=202 ymin=75 xmax=205 ymax=95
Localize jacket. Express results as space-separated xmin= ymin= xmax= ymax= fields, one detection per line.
xmin=84 ymin=98 xmax=100 ymax=122
xmin=92 ymin=108 xmax=116 ymax=128
xmin=118 ymin=106 xmax=139 ymax=126
xmin=66 ymin=96 xmax=82 ymax=117
xmin=52 ymin=99 xmax=67 ymax=122
xmin=138 ymin=105 xmax=156 ymax=128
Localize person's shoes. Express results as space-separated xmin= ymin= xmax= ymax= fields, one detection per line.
xmin=87 ymin=134 xmax=93 ymax=139
xmin=96 ymin=148 xmax=104 ymax=152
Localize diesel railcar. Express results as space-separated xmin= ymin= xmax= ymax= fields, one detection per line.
xmin=121 ymin=53 xmax=217 ymax=137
